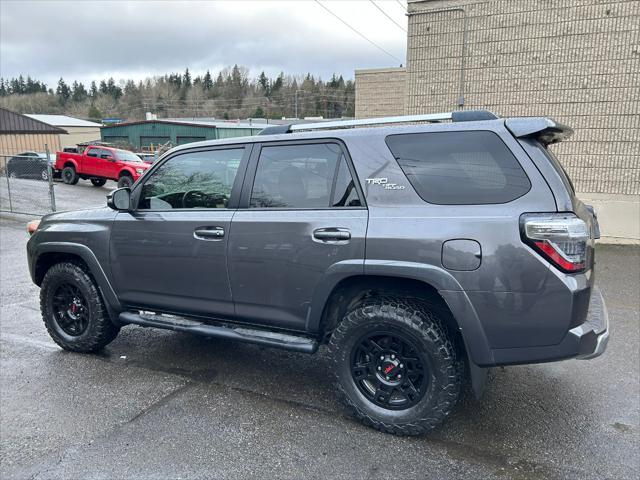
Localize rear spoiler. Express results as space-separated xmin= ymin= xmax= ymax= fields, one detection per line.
xmin=505 ymin=117 xmax=573 ymax=145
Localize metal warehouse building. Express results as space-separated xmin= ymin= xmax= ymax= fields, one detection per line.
xmin=356 ymin=0 xmax=639 ymax=241
xmin=0 ymin=107 xmax=64 ymax=155
xmin=101 ymin=119 xmax=264 ymax=150
xmin=25 ymin=114 xmax=101 ymax=149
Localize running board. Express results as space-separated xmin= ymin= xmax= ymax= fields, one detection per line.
xmin=119 ymin=311 xmax=319 ymax=354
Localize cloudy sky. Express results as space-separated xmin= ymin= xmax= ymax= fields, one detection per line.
xmin=0 ymin=0 xmax=408 ymax=86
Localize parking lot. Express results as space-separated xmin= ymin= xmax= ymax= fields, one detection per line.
xmin=0 ymin=177 xmax=115 ymax=215
xmin=0 ymin=179 xmax=638 ymax=480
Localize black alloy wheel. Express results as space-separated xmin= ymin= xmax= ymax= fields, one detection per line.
xmin=351 ymin=331 xmax=428 ymax=410
xmin=51 ymin=283 xmax=89 ymax=336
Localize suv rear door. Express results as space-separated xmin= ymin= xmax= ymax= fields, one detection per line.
xmin=109 ymin=145 xmax=250 ymax=318
xmin=228 ymin=140 xmax=367 ymax=332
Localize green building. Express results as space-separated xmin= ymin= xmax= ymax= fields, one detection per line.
xmin=100 ymin=119 xmax=264 ymax=150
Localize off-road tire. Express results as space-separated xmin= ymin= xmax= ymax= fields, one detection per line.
xmin=117 ymin=174 xmax=133 ymax=188
xmin=62 ymin=166 xmax=79 ymax=185
xmin=40 ymin=261 xmax=120 ymax=352
xmin=328 ymin=296 xmax=463 ymax=436
xmin=90 ymin=178 xmax=107 ymax=187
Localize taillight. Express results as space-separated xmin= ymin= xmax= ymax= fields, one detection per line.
xmin=521 ymin=213 xmax=589 ymax=273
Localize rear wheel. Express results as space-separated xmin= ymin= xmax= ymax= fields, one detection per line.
xmin=328 ymin=296 xmax=463 ymax=436
xmin=62 ymin=165 xmax=79 ymax=185
xmin=8 ymin=170 xmax=17 ymax=178
xmin=90 ymin=178 xmax=107 ymax=187
xmin=40 ymin=262 xmax=120 ymax=352
xmin=41 ymin=169 xmax=49 ymax=181
xmin=117 ymin=174 xmax=133 ymax=188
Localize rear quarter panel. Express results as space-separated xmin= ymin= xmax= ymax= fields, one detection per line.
xmin=55 ymin=152 xmax=82 ymax=171
xmin=342 ymin=122 xmax=576 ymax=356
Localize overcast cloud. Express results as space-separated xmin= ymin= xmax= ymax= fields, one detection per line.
xmin=0 ymin=0 xmax=407 ymax=86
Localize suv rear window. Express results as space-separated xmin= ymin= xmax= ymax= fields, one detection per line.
xmin=385 ymin=131 xmax=531 ymax=205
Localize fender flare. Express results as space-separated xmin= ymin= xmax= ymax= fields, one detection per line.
xmin=33 ymin=242 xmax=122 ymax=325
xmin=118 ymin=167 xmax=135 ymax=178
xmin=308 ymin=259 xmax=495 ymax=367
xmin=62 ymin=159 xmax=79 ymax=170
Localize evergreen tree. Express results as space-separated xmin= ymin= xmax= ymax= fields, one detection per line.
xmin=72 ymin=81 xmax=88 ymax=102
xmin=203 ymin=70 xmax=213 ymax=91
xmin=271 ymin=72 xmax=284 ymax=93
xmin=258 ymin=71 xmax=269 ymax=95
xmin=17 ymin=75 xmax=26 ymax=94
xmin=56 ymin=78 xmax=71 ymax=103
xmin=183 ymin=68 xmax=192 ymax=88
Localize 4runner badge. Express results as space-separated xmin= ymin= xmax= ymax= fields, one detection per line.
xmin=365 ymin=177 xmax=405 ymax=190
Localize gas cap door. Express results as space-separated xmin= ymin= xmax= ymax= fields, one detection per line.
xmin=442 ymin=239 xmax=482 ymax=271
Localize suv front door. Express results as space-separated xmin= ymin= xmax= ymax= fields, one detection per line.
xmin=109 ymin=145 xmax=250 ymax=318
xmin=228 ymin=141 xmax=368 ymax=332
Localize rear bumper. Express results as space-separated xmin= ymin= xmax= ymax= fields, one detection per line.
xmin=572 ymin=286 xmax=609 ymax=359
xmin=491 ymin=286 xmax=609 ymax=366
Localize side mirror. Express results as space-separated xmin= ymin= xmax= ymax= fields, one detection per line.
xmin=107 ymin=187 xmax=132 ymax=211
xmin=102 ymin=154 xmax=114 ymax=161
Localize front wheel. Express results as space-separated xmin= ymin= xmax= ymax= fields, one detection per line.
xmin=41 ymin=169 xmax=49 ymax=181
xmin=328 ymin=296 xmax=463 ymax=436
xmin=90 ymin=178 xmax=107 ymax=187
xmin=40 ymin=262 xmax=120 ymax=352
xmin=62 ymin=166 xmax=79 ymax=185
xmin=117 ymin=174 xmax=133 ymax=188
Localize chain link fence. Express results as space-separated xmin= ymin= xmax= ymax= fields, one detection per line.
xmin=0 ymin=149 xmax=56 ymax=216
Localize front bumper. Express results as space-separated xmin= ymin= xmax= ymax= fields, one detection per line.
xmin=491 ymin=286 xmax=610 ymax=365
xmin=572 ymin=286 xmax=609 ymax=359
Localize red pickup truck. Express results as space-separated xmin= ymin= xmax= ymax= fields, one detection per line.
xmin=55 ymin=146 xmax=150 ymax=188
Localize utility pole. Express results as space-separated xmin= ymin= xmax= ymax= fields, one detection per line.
xmin=294 ymin=90 xmax=298 ymax=119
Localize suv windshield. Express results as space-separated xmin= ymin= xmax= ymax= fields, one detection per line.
xmin=116 ymin=149 xmax=142 ymax=162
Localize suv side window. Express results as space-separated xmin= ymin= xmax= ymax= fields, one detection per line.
xmin=332 ymin=155 xmax=362 ymax=207
xmin=250 ymin=143 xmax=360 ymax=209
xmin=137 ymin=148 xmax=244 ymax=210
xmin=386 ymin=131 xmax=531 ymax=205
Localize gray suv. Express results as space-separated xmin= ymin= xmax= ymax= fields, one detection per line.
xmin=26 ymin=110 xmax=608 ymax=435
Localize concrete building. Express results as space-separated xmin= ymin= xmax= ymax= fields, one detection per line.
xmin=25 ymin=115 xmax=101 ymax=149
xmin=100 ymin=119 xmax=264 ymax=150
xmin=355 ymin=0 xmax=639 ymax=241
xmin=0 ymin=108 xmax=64 ymax=156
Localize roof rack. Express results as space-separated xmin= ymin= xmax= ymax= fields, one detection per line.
xmin=258 ymin=110 xmax=499 ymax=136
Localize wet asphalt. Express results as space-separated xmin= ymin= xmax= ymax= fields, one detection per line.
xmin=0 ymin=180 xmax=638 ymax=479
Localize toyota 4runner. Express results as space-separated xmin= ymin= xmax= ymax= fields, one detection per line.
xmin=27 ymin=110 xmax=609 ymax=435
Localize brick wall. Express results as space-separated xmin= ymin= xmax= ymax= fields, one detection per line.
xmin=406 ymin=0 xmax=639 ymax=195
xmin=355 ymin=68 xmax=407 ymax=118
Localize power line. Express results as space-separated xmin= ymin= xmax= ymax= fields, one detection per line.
xmin=369 ymin=0 xmax=407 ymax=33
xmin=395 ymin=0 xmax=408 ymax=13
xmin=313 ymin=0 xmax=403 ymax=64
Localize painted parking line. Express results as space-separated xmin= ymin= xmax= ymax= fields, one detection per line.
xmin=1 ymin=332 xmax=59 ymax=350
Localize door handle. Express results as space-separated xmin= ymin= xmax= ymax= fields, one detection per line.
xmin=194 ymin=227 xmax=225 ymax=240
xmin=313 ymin=228 xmax=351 ymax=242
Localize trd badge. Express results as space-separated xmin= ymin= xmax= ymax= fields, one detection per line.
xmin=365 ymin=177 xmax=406 ymax=190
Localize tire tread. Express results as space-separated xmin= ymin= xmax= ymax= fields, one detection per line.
xmin=40 ymin=261 xmax=119 ymax=352
xmin=328 ymin=295 xmax=463 ymax=436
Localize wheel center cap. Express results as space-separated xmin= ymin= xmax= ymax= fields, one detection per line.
xmin=377 ymin=355 xmax=403 ymax=383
